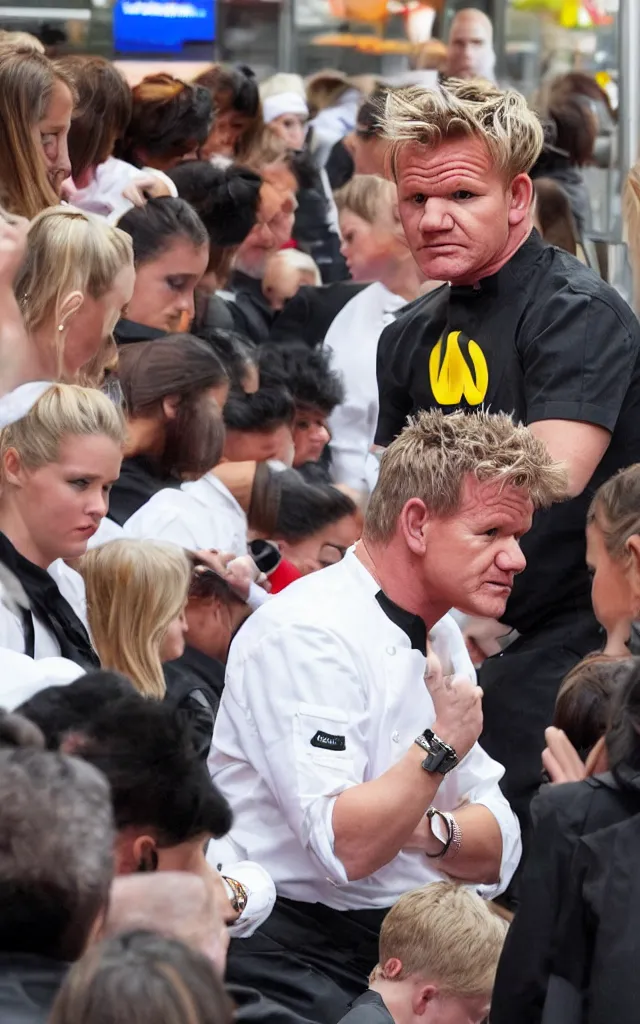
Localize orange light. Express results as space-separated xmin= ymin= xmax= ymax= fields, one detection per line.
xmin=329 ymin=0 xmax=389 ymax=22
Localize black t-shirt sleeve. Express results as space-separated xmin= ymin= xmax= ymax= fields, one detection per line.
xmin=521 ymin=289 xmax=640 ymax=430
xmin=375 ymin=317 xmax=415 ymax=446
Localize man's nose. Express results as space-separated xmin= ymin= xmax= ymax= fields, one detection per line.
xmin=418 ymin=199 xmax=453 ymax=233
xmin=496 ymin=540 xmax=527 ymax=575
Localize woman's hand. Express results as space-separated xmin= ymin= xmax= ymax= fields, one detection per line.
xmin=122 ymin=175 xmax=172 ymax=208
xmin=542 ymin=727 xmax=587 ymax=784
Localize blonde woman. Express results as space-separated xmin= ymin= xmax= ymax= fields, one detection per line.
xmin=80 ymin=538 xmax=218 ymax=756
xmin=0 ymin=383 xmax=125 ymax=671
xmin=13 ymin=206 xmax=134 ymax=390
xmin=80 ymin=538 xmax=191 ymax=700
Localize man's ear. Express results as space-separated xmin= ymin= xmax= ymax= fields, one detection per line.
xmin=508 ymin=173 xmax=533 ymax=226
xmin=413 ymin=983 xmax=438 ymax=1016
xmin=399 ymin=499 xmax=430 ymax=556
xmin=132 ymin=834 xmax=159 ymax=872
xmin=625 ymin=534 xmax=640 ymax=614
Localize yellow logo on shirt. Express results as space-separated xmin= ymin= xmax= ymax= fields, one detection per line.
xmin=429 ymin=331 xmax=489 ymax=406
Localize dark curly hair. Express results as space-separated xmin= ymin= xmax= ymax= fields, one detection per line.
xmin=258 ymin=342 xmax=345 ymax=415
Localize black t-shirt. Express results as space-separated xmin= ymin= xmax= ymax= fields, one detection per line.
xmin=375 ymin=231 xmax=640 ymax=634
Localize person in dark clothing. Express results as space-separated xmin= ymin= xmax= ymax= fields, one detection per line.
xmin=258 ymin=343 xmax=344 ymax=481
xmin=374 ymin=79 xmax=640 ymax=887
xmin=530 ymin=100 xmax=597 ymax=237
xmin=116 ymin=196 xmax=209 ymax=341
xmin=339 ymin=883 xmax=506 ymax=1024
xmin=268 ymin=281 xmax=368 ymax=347
xmin=166 ymin=564 xmax=251 ymax=722
xmin=491 ymin=656 xmax=640 ymax=1024
xmin=109 ymin=336 xmax=228 ymax=524
xmin=223 ymin=164 xmax=298 ymax=345
xmin=168 ymin=161 xmax=262 ymax=334
xmin=0 ymin=714 xmax=113 ymax=1024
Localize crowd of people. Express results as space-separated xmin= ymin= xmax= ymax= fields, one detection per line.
xmin=0 ymin=13 xmax=639 ymax=1024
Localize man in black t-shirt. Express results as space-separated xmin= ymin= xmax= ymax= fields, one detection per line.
xmin=375 ymin=79 xmax=640 ymax=874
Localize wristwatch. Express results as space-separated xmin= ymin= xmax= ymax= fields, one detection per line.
xmin=414 ymin=729 xmax=459 ymax=775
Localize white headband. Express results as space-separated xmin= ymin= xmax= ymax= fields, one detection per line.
xmin=0 ymin=381 xmax=52 ymax=429
xmin=262 ymin=92 xmax=309 ymax=125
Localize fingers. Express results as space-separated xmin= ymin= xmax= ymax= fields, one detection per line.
xmin=543 ymin=727 xmax=586 ymax=784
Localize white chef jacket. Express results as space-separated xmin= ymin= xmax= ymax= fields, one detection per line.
xmin=124 ymin=473 xmax=248 ymax=556
xmin=325 ymin=282 xmax=407 ymax=494
xmin=210 ymin=549 xmax=522 ymax=910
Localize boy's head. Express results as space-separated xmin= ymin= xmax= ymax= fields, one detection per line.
xmin=554 ymin=654 xmax=634 ymax=759
xmin=372 ymin=883 xmax=507 ymax=1024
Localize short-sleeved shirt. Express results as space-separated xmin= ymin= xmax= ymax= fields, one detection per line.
xmin=375 ymin=231 xmax=640 ymax=634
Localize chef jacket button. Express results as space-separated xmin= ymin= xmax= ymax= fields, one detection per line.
xmin=386 ymin=645 xmax=396 ymax=656
xmin=392 ymin=731 xmax=400 ymax=743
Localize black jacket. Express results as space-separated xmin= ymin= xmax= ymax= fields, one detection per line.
xmin=339 ymin=991 xmax=394 ymax=1024
xmin=491 ymin=769 xmax=640 ymax=1024
xmin=269 ymin=282 xmax=368 ymax=348
xmin=0 ymin=954 xmax=68 ymax=1024
xmin=114 ymin=318 xmax=166 ymax=346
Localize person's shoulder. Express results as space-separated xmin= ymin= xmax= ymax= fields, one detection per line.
xmin=338 ymin=991 xmax=394 ymax=1024
xmin=230 ymin=559 xmax=368 ymax=654
xmin=378 ymin=284 xmax=449 ymax=351
xmin=535 ymin=246 xmax=640 ymax=335
xmin=531 ymin=776 xmax=614 ymax=834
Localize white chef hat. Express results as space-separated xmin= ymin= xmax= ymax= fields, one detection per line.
xmin=262 ymin=92 xmax=309 ymax=125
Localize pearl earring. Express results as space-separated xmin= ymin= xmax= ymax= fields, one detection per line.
xmin=58 ymin=324 xmax=64 ymax=332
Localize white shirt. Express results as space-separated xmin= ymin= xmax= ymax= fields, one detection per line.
xmin=124 ymin=473 xmax=248 ymax=556
xmin=0 ymin=647 xmax=83 ymax=710
xmin=325 ymin=283 xmax=407 ymax=493
xmin=210 ymin=550 xmax=522 ymax=910
xmin=67 ymin=157 xmax=178 ymax=224
xmin=0 ymin=560 xmax=89 ymax=659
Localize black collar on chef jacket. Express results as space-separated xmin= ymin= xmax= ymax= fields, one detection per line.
xmin=375 ymin=590 xmax=427 ymax=656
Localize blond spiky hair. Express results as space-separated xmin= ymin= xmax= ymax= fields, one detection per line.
xmin=365 ymin=408 xmax=567 ymax=542
xmin=381 ymin=78 xmax=544 ymax=180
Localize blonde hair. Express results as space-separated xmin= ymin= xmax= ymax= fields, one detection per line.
xmin=623 ymin=162 xmax=640 ymax=314
xmin=0 ymin=383 xmax=125 ymax=477
xmin=588 ymin=463 xmax=640 ymax=559
xmin=334 ymin=174 xmax=397 ymax=226
xmin=376 ymin=883 xmax=507 ymax=998
xmin=0 ymin=30 xmax=44 ymax=51
xmin=79 ymin=539 xmax=192 ymax=700
xmin=15 ymin=206 xmax=133 ymax=383
xmin=365 ymin=409 xmax=568 ymax=542
xmin=0 ymin=47 xmax=75 ymax=219
xmin=382 ymin=79 xmax=544 ymax=181
xmin=267 ymin=249 xmax=322 ymax=285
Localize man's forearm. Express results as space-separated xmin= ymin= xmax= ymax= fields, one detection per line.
xmin=409 ymin=803 xmax=503 ymax=883
xmin=332 ymin=745 xmax=441 ymax=881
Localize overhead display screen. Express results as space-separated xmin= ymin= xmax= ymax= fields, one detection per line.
xmin=113 ymin=0 xmax=215 ymax=54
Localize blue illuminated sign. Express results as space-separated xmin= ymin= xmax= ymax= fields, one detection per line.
xmin=113 ymin=0 xmax=215 ymax=54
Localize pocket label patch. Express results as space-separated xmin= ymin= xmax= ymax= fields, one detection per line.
xmin=311 ymin=730 xmax=346 ymax=752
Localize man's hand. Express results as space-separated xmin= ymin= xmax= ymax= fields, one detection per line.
xmin=426 ymin=670 xmax=483 ymax=761
xmin=194 ymin=550 xmax=268 ymax=602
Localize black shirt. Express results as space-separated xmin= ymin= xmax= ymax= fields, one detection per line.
xmin=338 ymin=991 xmax=394 ymax=1024
xmin=114 ymin=318 xmax=166 ymax=346
xmin=228 ymin=270 xmax=277 ymax=346
xmin=376 ymin=231 xmax=640 ymax=634
xmin=107 ymin=454 xmax=180 ymax=526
